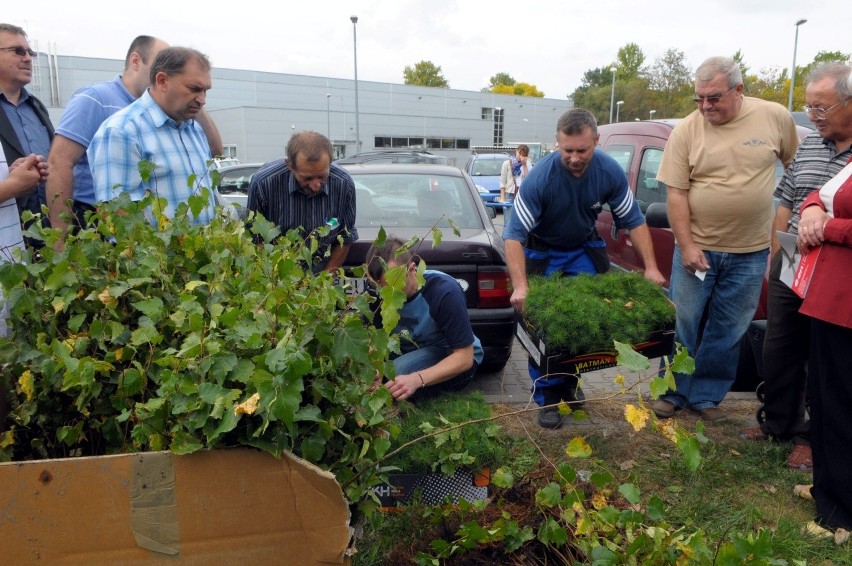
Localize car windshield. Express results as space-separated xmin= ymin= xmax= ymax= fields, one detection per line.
xmin=351 ymin=172 xmax=483 ymax=230
xmin=470 ymin=159 xmax=505 ymax=176
xmin=218 ymin=167 xmax=258 ymax=197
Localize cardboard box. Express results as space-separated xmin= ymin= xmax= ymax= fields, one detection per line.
xmin=0 ymin=448 xmax=352 ymax=565
xmin=516 ymin=318 xmax=674 ymax=376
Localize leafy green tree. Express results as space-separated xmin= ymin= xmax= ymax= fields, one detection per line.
xmin=615 ymin=43 xmax=646 ymax=79
xmin=487 ymin=72 xmax=516 ymax=90
xmin=403 ymin=61 xmax=449 ymax=88
xmin=648 ymin=48 xmax=693 ymax=118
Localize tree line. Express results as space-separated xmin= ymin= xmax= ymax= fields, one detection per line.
xmin=403 ymin=43 xmax=850 ymax=124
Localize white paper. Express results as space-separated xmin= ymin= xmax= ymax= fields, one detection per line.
xmin=694 ymin=269 xmax=706 ymax=281
xmin=776 ymin=231 xmax=801 ymax=289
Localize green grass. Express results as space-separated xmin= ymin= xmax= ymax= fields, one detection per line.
xmin=584 ymin=416 xmax=852 ymax=563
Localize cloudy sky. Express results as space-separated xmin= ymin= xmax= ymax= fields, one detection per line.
xmin=7 ymin=1 xmax=849 ymax=100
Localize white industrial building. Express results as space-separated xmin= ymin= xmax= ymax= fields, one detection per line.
xmin=30 ymin=50 xmax=573 ymax=166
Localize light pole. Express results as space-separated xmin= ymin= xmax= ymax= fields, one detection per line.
xmin=649 ymin=109 xmax=656 ymax=120
xmin=326 ymin=93 xmax=331 ymax=139
xmin=608 ymin=67 xmax=617 ymax=124
xmin=523 ymin=118 xmax=528 ymax=138
xmin=615 ymin=100 xmax=624 ymax=122
xmin=350 ymin=15 xmax=361 ymax=152
xmin=788 ymin=18 xmax=807 ymax=111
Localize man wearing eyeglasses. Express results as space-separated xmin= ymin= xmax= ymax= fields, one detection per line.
xmin=739 ymin=62 xmax=851 ymax=472
xmin=0 ymin=23 xmax=51 ymax=231
xmin=653 ymin=56 xmax=800 ymax=423
xmin=247 ymin=130 xmax=357 ymax=273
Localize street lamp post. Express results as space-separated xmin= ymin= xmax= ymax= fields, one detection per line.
xmin=615 ymin=100 xmax=624 ymax=122
xmin=649 ymin=109 xmax=656 ymax=120
xmin=608 ymin=67 xmax=617 ymax=124
xmin=788 ymin=18 xmax=807 ymax=111
xmin=350 ymin=15 xmax=361 ymax=152
xmin=523 ymin=118 xmax=528 ymax=138
xmin=326 ymin=93 xmax=331 ymax=139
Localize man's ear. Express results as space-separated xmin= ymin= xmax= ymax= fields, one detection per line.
xmin=154 ymin=71 xmax=169 ymax=89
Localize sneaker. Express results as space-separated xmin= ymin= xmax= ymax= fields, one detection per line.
xmin=787 ymin=444 xmax=813 ymax=472
xmin=739 ymin=426 xmax=768 ymax=441
xmin=694 ymin=406 xmax=728 ymax=422
xmin=651 ymin=399 xmax=677 ymax=418
xmin=537 ymin=388 xmax=563 ymax=429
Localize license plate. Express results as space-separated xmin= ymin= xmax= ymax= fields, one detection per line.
xmin=343 ymin=276 xmax=367 ymax=296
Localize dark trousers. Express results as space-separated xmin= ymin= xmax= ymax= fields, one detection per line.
xmin=809 ymin=319 xmax=852 ymax=530
xmin=760 ymin=252 xmax=810 ymax=443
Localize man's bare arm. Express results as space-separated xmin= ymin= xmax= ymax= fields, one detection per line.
xmin=504 ymin=238 xmax=529 ymax=313
xmin=46 ymin=136 xmax=87 ymax=234
xmin=667 ymin=186 xmax=708 ymax=272
xmin=195 ymin=109 xmax=224 ymax=157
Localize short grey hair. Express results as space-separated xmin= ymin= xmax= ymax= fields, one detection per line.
xmin=0 ymin=23 xmax=27 ymax=37
xmin=286 ymin=131 xmax=334 ymax=167
xmin=695 ymin=56 xmax=743 ymax=88
xmin=807 ymin=62 xmax=852 ymax=100
xmin=556 ymin=108 xmax=598 ymax=137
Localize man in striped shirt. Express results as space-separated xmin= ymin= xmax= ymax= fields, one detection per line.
xmin=88 ymin=47 xmax=217 ymax=225
xmin=740 ymin=62 xmax=852 ymax=472
xmin=247 ymin=131 xmax=357 ymax=272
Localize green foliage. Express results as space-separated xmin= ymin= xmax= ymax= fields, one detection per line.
xmin=0 ymin=189 xmax=407 ymax=516
xmin=382 ymin=391 xmax=513 ymax=476
xmin=524 ymin=272 xmax=674 ymax=353
xmin=403 ymin=60 xmax=449 ymax=88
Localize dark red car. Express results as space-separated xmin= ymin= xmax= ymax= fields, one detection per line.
xmin=340 ymin=163 xmax=515 ymax=372
xmin=594 ymin=119 xmax=810 ymax=389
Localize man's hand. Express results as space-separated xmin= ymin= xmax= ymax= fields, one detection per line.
xmin=510 ymin=287 xmax=528 ymax=315
xmin=679 ymin=244 xmax=710 ymax=273
xmin=642 ymin=266 xmax=666 ymax=286
xmin=385 ymin=373 xmax=422 ymax=401
xmin=5 ymin=155 xmax=43 ymax=198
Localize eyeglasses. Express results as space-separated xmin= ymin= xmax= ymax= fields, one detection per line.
xmin=803 ymin=100 xmax=849 ymax=120
xmin=0 ymin=46 xmax=37 ymax=57
xmin=692 ymin=86 xmax=735 ymax=105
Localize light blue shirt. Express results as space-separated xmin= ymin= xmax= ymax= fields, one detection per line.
xmin=88 ymin=90 xmax=215 ymax=224
xmin=55 ymin=75 xmax=135 ymax=205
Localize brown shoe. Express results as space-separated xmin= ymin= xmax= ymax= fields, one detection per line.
xmin=787 ymin=444 xmax=813 ymax=472
xmin=695 ymin=407 xmax=728 ymax=422
xmin=651 ymin=400 xmax=677 ymax=418
xmin=739 ymin=426 xmax=768 ymax=440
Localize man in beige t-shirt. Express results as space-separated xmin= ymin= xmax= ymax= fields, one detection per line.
xmin=653 ymin=56 xmax=799 ymax=422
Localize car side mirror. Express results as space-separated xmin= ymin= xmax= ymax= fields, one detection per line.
xmin=645 ymin=202 xmax=670 ymax=229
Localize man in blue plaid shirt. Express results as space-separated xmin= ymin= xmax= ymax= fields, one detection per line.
xmin=88 ymin=46 xmax=217 ymax=225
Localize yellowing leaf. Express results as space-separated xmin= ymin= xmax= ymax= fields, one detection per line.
xmin=591 ymin=492 xmax=608 ymax=510
xmin=97 ymin=287 xmax=116 ymax=307
xmin=0 ymin=430 xmax=14 ymax=448
xmin=614 ymin=374 xmax=625 ymax=386
xmin=52 ymin=296 xmax=66 ymax=314
xmin=624 ymin=404 xmax=650 ymax=431
xmin=18 ymin=370 xmax=34 ymax=401
xmin=658 ymin=419 xmax=678 ymax=443
xmin=234 ymin=392 xmax=260 ymax=415
xmin=566 ymin=436 xmax=592 ymax=458
xmin=185 ymin=280 xmax=208 ymax=291
xmin=624 ymin=300 xmax=634 ymax=309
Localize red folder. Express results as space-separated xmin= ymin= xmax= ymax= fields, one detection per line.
xmin=792 ymin=245 xmax=822 ymax=298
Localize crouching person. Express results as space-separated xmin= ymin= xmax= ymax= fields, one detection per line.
xmin=367 ymin=236 xmax=484 ymax=402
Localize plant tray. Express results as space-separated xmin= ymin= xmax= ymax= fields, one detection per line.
xmin=516 ymin=317 xmax=674 ymax=376
xmin=373 ymin=468 xmax=490 ymax=511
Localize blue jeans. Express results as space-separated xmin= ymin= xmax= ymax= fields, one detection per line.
xmin=503 ymin=193 xmax=515 ymax=227
xmin=525 ymin=247 xmax=597 ymax=406
xmin=393 ymin=345 xmax=476 ymax=400
xmin=662 ymin=246 xmax=768 ymax=410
